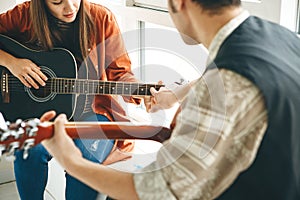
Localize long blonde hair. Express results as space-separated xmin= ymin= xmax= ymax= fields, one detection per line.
xmin=29 ymin=0 xmax=96 ymax=58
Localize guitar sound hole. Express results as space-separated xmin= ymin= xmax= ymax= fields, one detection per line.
xmin=25 ymin=66 xmax=57 ymax=102
xmin=30 ymin=83 xmax=51 ymax=98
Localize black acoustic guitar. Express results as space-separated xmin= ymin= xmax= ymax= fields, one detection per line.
xmin=0 ymin=34 xmax=163 ymax=121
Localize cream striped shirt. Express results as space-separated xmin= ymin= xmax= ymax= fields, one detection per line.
xmin=133 ymin=10 xmax=268 ymax=200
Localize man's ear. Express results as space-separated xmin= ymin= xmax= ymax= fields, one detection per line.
xmin=170 ymin=0 xmax=184 ymax=13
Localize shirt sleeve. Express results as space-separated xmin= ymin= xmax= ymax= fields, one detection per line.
xmin=133 ymin=69 xmax=268 ymax=200
xmin=0 ymin=2 xmax=31 ymax=35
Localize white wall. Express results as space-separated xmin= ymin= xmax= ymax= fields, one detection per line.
xmin=0 ymin=0 xmax=18 ymax=13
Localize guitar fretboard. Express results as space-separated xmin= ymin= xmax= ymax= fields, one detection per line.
xmin=49 ymin=78 xmax=163 ymax=96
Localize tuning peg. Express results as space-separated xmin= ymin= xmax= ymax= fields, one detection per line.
xmin=5 ymin=141 xmax=19 ymax=162
xmin=22 ymin=139 xmax=35 ymax=160
xmin=9 ymin=127 xmax=25 ymax=140
xmin=26 ymin=118 xmax=40 ymax=137
xmin=0 ymin=131 xmax=11 ymax=142
xmin=15 ymin=119 xmax=23 ymax=125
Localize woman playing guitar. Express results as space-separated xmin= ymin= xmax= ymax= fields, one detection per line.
xmin=0 ymin=0 xmax=161 ymax=199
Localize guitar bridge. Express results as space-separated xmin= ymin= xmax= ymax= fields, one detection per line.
xmin=1 ymin=69 xmax=10 ymax=103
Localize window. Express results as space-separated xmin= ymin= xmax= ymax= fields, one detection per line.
xmin=297 ymin=0 xmax=300 ymax=34
xmin=134 ymin=0 xmax=168 ymax=11
xmin=140 ymin=22 xmax=206 ymax=84
xmin=131 ymin=0 xmax=299 ymax=31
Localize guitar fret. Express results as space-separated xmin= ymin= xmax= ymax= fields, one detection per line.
xmin=123 ymin=83 xmax=130 ymax=95
xmin=78 ymin=80 xmax=81 ymax=93
xmin=62 ymin=79 xmax=64 ymax=93
xmin=83 ymin=80 xmax=86 ymax=94
xmin=50 ymin=78 xmax=162 ymax=95
xmin=131 ymin=83 xmax=138 ymax=95
xmin=114 ymin=82 xmax=117 ymax=95
xmin=110 ymin=82 xmax=116 ymax=95
xmin=70 ymin=79 xmax=74 ymax=93
xmin=81 ymin=80 xmax=84 ymax=94
xmin=144 ymin=84 xmax=147 ymax=95
xmin=88 ymin=81 xmax=93 ymax=94
xmin=92 ymin=81 xmax=96 ymax=94
xmin=82 ymin=80 xmax=85 ymax=94
xmin=138 ymin=83 xmax=140 ymax=95
xmin=138 ymin=84 xmax=146 ymax=95
xmin=98 ymin=83 xmax=104 ymax=94
xmin=54 ymin=80 xmax=58 ymax=93
xmin=116 ymin=82 xmax=123 ymax=94
xmin=57 ymin=79 xmax=60 ymax=93
xmin=108 ymin=82 xmax=111 ymax=94
xmin=63 ymin=79 xmax=66 ymax=93
xmin=75 ymin=80 xmax=79 ymax=94
xmin=65 ymin=79 xmax=68 ymax=93
xmin=73 ymin=80 xmax=76 ymax=93
xmin=74 ymin=80 xmax=78 ymax=93
xmin=61 ymin=79 xmax=63 ymax=93
xmin=88 ymin=80 xmax=92 ymax=94
xmin=60 ymin=79 xmax=63 ymax=93
xmin=104 ymin=82 xmax=109 ymax=94
xmin=54 ymin=78 xmax=57 ymax=93
xmin=69 ymin=79 xmax=73 ymax=93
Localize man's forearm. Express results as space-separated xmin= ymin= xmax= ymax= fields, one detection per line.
xmin=66 ymin=156 xmax=139 ymax=200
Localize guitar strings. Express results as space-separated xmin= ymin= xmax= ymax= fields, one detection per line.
xmin=5 ymin=75 xmax=162 ymax=94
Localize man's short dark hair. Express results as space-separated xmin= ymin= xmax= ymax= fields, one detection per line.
xmin=192 ymin=0 xmax=241 ymax=10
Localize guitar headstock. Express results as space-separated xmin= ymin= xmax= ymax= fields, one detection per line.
xmin=0 ymin=113 xmax=40 ymax=161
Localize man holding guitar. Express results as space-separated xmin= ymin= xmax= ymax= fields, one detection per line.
xmin=0 ymin=0 xmax=158 ymax=199
xmin=42 ymin=0 xmax=300 ymax=200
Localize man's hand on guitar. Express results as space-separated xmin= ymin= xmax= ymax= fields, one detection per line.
xmin=145 ymin=80 xmax=196 ymax=113
xmin=148 ymin=86 xmax=179 ymax=113
xmin=143 ymin=81 xmax=179 ymax=113
xmin=8 ymin=57 xmax=48 ymax=89
xmin=41 ymin=111 xmax=82 ymax=169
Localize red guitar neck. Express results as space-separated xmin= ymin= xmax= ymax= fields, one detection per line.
xmin=36 ymin=122 xmax=171 ymax=144
xmin=0 ymin=121 xmax=171 ymax=156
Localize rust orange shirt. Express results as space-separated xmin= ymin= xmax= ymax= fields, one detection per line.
xmin=0 ymin=1 xmax=139 ymax=164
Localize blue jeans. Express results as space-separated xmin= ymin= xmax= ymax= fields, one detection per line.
xmin=14 ymin=114 xmax=114 ymax=200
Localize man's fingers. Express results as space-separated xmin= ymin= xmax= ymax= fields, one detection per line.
xmin=143 ymin=96 xmax=152 ymax=112
xmin=53 ymin=114 xmax=68 ymax=137
xmin=54 ymin=114 xmax=67 ymax=126
xmin=40 ymin=110 xmax=56 ymax=122
xmin=150 ymin=87 xmax=158 ymax=96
